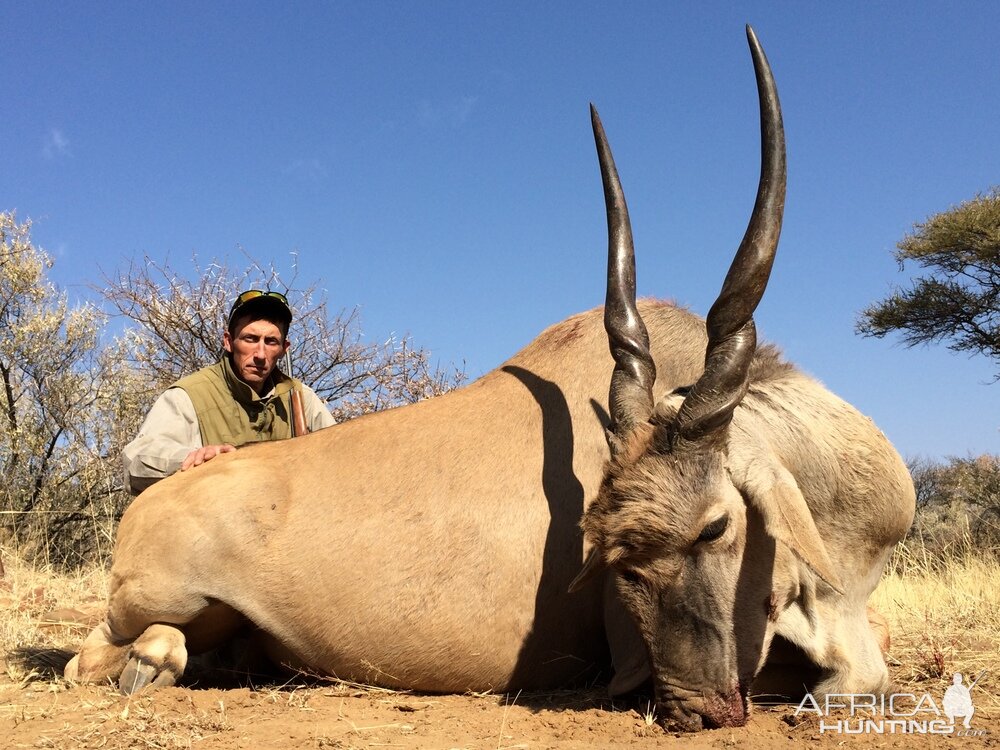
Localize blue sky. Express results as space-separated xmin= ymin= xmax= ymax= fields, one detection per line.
xmin=4 ymin=1 xmax=998 ymax=459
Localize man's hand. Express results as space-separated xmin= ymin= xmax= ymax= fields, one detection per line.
xmin=181 ymin=444 xmax=236 ymax=471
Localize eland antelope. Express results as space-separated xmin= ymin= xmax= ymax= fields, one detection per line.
xmin=66 ymin=27 xmax=914 ymax=731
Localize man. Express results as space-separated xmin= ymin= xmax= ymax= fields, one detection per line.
xmin=123 ymin=289 xmax=335 ymax=495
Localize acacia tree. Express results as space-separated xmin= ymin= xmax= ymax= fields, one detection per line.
xmin=0 ymin=213 xmax=122 ymax=564
xmin=857 ymin=189 xmax=1000 ymax=378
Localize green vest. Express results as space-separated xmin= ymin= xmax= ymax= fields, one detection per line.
xmin=171 ymin=358 xmax=300 ymax=447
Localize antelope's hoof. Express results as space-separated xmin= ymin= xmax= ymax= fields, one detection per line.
xmin=119 ymin=656 xmax=176 ymax=694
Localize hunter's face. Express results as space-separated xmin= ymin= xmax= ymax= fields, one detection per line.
xmin=223 ymin=316 xmax=289 ymax=394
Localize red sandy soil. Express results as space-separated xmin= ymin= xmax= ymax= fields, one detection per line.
xmin=2 ymin=665 xmax=996 ymax=749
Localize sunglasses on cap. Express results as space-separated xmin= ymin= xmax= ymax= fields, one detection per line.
xmin=233 ymin=289 xmax=288 ymax=307
xmin=228 ymin=289 xmax=291 ymax=325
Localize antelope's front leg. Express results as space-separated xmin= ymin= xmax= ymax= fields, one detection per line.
xmin=65 ymin=621 xmax=132 ymax=685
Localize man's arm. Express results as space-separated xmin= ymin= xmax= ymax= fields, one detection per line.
xmin=122 ymin=389 xmax=234 ymax=495
xmin=296 ymin=383 xmax=336 ymax=432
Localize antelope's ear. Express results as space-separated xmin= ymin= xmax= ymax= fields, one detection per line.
xmin=730 ymin=453 xmax=844 ymax=595
xmin=603 ymin=574 xmax=651 ymax=695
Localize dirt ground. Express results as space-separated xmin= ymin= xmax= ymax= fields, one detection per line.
xmin=2 ymin=584 xmax=996 ymax=750
xmin=2 ymin=656 xmax=996 ymax=750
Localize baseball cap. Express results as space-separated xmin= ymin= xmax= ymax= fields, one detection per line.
xmin=227 ymin=289 xmax=293 ymax=329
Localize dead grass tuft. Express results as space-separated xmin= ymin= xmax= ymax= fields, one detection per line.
xmin=1 ymin=543 xmax=109 ymax=685
xmin=871 ymin=535 xmax=1000 ymax=711
xmin=0 ymin=545 xmax=108 ymax=682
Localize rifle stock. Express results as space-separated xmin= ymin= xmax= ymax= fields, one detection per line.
xmin=290 ymin=387 xmax=308 ymax=437
xmin=284 ymin=350 xmax=309 ymax=437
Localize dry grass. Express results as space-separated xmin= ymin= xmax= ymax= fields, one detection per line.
xmin=870 ymin=535 xmax=999 ymax=711
xmin=0 ymin=542 xmax=109 ymax=683
xmin=1 ymin=535 xmax=997 ymax=728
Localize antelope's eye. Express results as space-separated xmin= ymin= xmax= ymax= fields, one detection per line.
xmin=618 ymin=568 xmax=645 ymax=587
xmin=697 ymin=515 xmax=729 ymax=543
